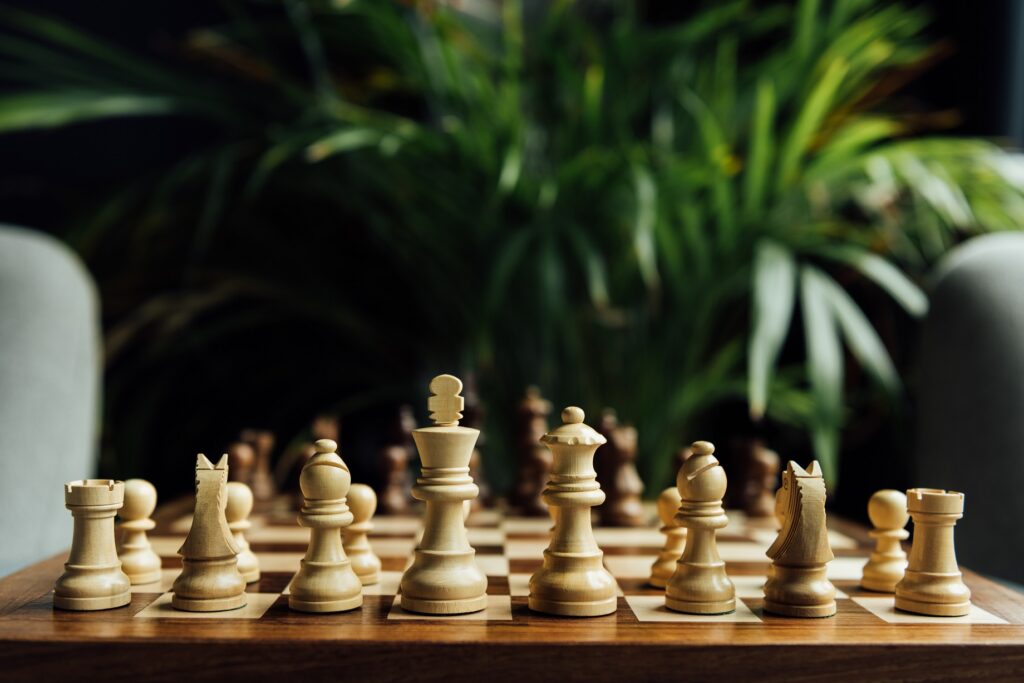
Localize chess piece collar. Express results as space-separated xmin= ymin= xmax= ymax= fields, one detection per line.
xmin=542 ymin=407 xmax=606 ymax=446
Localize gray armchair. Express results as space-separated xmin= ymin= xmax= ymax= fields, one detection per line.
xmin=914 ymin=232 xmax=1024 ymax=585
xmin=0 ymin=225 xmax=100 ymax=576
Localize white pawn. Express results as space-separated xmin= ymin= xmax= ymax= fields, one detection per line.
xmin=118 ymin=478 xmax=162 ymax=585
xmin=649 ymin=486 xmax=685 ymax=588
xmin=289 ymin=439 xmax=362 ymax=613
xmin=344 ymin=483 xmax=382 ymax=585
xmin=861 ymin=489 xmax=909 ymax=593
xmin=226 ymin=482 xmax=260 ymax=584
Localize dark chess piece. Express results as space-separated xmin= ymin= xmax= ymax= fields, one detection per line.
xmin=463 ymin=376 xmax=491 ymax=511
xmin=240 ymin=428 xmax=276 ymax=505
xmin=226 ymin=441 xmax=255 ymax=488
xmin=276 ymin=413 xmax=342 ymax=500
xmin=312 ymin=413 xmax=340 ymax=442
xmin=743 ymin=443 xmax=780 ymax=518
xmin=510 ymin=386 xmax=552 ymax=517
xmin=674 ymin=444 xmax=694 ymax=477
xmin=595 ymin=409 xmax=646 ymax=527
xmin=378 ymin=405 xmax=416 ymax=515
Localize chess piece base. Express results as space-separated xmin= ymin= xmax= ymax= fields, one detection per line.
xmin=172 ymin=593 xmax=247 ymax=612
xmin=53 ymin=590 xmax=131 ymax=611
xmin=528 ymin=594 xmax=617 ymax=617
xmin=288 ymin=594 xmax=362 ymax=613
xmin=354 ymin=568 xmax=381 ymax=586
xmin=763 ymin=599 xmax=837 ymax=618
xmin=895 ymin=594 xmax=971 ymax=617
xmin=239 ymin=568 xmax=260 ymax=584
xmin=649 ymin=575 xmax=668 ymax=589
xmin=120 ymin=548 xmax=162 ymax=585
xmin=861 ymin=575 xmax=900 ymax=593
xmin=237 ymin=550 xmax=260 ymax=584
xmin=665 ymin=596 xmax=735 ymax=615
xmin=125 ymin=568 xmax=162 ymax=586
xmin=399 ymin=593 xmax=488 ymax=615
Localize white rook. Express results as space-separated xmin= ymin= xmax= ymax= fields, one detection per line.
xmin=54 ymin=479 xmax=132 ymax=611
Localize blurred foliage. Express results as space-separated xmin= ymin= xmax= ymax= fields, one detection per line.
xmin=2 ymin=0 xmax=1023 ymax=491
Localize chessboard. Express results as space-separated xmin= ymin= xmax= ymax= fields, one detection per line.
xmin=2 ymin=497 xmax=1024 ymax=682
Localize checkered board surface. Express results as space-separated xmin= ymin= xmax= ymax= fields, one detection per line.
xmin=113 ymin=502 xmax=1009 ymax=626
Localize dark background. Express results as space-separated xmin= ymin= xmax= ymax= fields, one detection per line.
xmin=1 ymin=0 xmax=1020 ymax=519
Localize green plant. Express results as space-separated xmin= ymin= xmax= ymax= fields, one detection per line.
xmin=2 ymin=0 xmax=1022 ymax=490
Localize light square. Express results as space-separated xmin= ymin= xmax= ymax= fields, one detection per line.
xmin=828 ymin=530 xmax=859 ymax=550
xmin=827 ymin=557 xmax=869 ymax=580
xmin=504 ymin=538 xmax=549 ymax=559
xmin=593 ymin=528 xmax=663 ymax=547
xmin=135 ymin=592 xmax=278 ymax=619
xmin=468 ymin=510 xmax=503 ymax=526
xmin=255 ymin=552 xmax=303 ymax=573
xmin=853 ymin=597 xmax=1008 ymax=624
xmin=149 ymin=536 xmax=186 ymax=557
xmin=467 ymin=528 xmax=506 ymax=546
xmin=371 ymin=538 xmax=417 ymax=557
xmin=502 ymin=518 xmax=554 ymax=534
xmin=372 ymin=517 xmax=422 ymax=535
xmin=388 ymin=594 xmax=512 ymax=621
xmin=363 ymin=571 xmax=403 ymax=596
xmin=508 ymin=573 xmax=531 ymax=597
xmin=247 ymin=526 xmax=309 ymax=544
xmin=625 ymin=595 xmax=762 ymax=623
xmin=604 ymin=555 xmax=656 ymax=580
xmin=476 ymin=554 xmax=510 ymax=576
xmin=717 ymin=542 xmax=770 ymax=562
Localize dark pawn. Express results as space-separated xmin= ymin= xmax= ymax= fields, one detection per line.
xmin=595 ymin=409 xmax=646 ymax=527
xmin=240 ymin=428 xmax=276 ymax=504
xmin=276 ymin=414 xmax=340 ymax=501
xmin=225 ymin=441 xmax=255 ymax=488
xmin=379 ymin=405 xmax=416 ymax=515
xmin=743 ymin=443 xmax=780 ymax=518
xmin=510 ymin=386 xmax=552 ymax=516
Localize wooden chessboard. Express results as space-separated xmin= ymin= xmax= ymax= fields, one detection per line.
xmin=1 ymin=498 xmax=1023 ymax=682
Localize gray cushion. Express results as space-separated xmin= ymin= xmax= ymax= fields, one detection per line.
xmin=0 ymin=225 xmax=100 ymax=576
xmin=914 ymin=232 xmax=1024 ymax=583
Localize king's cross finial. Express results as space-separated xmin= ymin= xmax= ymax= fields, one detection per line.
xmin=428 ymin=374 xmax=464 ymax=426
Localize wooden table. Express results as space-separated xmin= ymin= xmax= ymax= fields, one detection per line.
xmin=1 ymin=500 xmax=1022 ymax=682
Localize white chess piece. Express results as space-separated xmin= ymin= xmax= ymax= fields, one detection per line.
xmin=344 ymin=483 xmax=382 ymax=586
xmin=528 ymin=407 xmax=617 ymax=617
xmin=118 ymin=478 xmax=162 ymax=585
xmin=54 ymin=479 xmax=132 ymax=611
xmin=226 ymin=481 xmax=260 ymax=584
xmin=649 ymin=486 xmax=685 ymax=588
xmin=861 ymin=489 xmax=909 ymax=593
xmin=172 ymin=454 xmax=247 ymax=612
xmin=894 ymin=488 xmax=971 ymax=616
xmin=399 ymin=374 xmax=488 ymax=615
xmin=763 ymin=461 xmax=836 ymax=618
xmin=665 ymin=441 xmax=735 ymax=614
xmin=289 ymin=439 xmax=363 ymax=613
